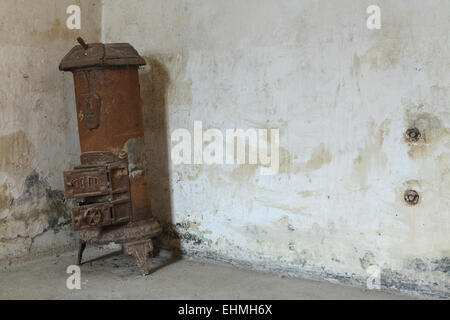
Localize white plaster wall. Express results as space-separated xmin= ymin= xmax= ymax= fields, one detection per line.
xmin=103 ymin=0 xmax=449 ymax=296
xmin=0 ymin=0 xmax=102 ymax=262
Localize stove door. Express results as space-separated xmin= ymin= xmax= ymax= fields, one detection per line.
xmin=72 ymin=204 xmax=112 ymax=231
xmin=72 ymin=202 xmax=131 ymax=231
xmin=64 ymin=167 xmax=109 ymax=198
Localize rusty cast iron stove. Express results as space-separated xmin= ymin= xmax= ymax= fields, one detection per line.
xmin=59 ymin=38 xmax=161 ymax=275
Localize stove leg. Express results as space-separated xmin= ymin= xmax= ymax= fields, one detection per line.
xmin=123 ymin=238 xmax=153 ymax=275
xmin=77 ymin=240 xmax=86 ymax=266
xmin=151 ymin=244 xmax=160 ymax=257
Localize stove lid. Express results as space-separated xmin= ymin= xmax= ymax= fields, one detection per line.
xmin=59 ymin=38 xmax=146 ymax=71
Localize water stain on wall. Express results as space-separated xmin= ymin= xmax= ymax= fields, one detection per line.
xmin=278 ymin=144 xmax=332 ymax=176
xmin=0 ymin=185 xmax=13 ymax=212
xmin=229 ymin=164 xmax=258 ymax=182
xmin=404 ymin=110 xmax=449 ymax=158
xmin=291 ymin=143 xmax=332 ymax=174
xmin=351 ymin=120 xmax=389 ymax=189
xmin=304 ymin=143 xmax=332 ymax=171
xmin=29 ymin=19 xmax=75 ymax=43
xmin=358 ymin=40 xmax=403 ymax=71
xmin=0 ymin=131 xmax=35 ymax=178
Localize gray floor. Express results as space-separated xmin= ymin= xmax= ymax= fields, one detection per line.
xmin=0 ymin=247 xmax=414 ymax=299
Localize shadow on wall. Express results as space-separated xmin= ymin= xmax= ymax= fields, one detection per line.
xmin=139 ymin=56 xmax=181 ymax=254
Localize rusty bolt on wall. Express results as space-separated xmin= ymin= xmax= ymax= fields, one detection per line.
xmin=405 ymin=128 xmax=421 ymax=142
xmin=403 ymin=128 xmax=421 ymax=206
xmin=404 ymin=189 xmax=420 ymax=205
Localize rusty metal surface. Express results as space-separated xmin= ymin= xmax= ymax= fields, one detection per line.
xmin=123 ymin=238 xmax=154 ymax=275
xmin=404 ymin=189 xmax=420 ymax=205
xmin=72 ymin=67 xmax=151 ymax=222
xmin=60 ymin=39 xmax=159 ymax=273
xmin=80 ymin=151 xmax=120 ymax=165
xmin=80 ymin=93 xmax=101 ymax=129
xmin=79 ymin=219 xmax=162 ymax=244
xmin=59 ymin=38 xmax=146 ymax=71
xmin=72 ymin=203 xmax=113 ymax=230
xmin=405 ymin=128 xmax=421 ymax=142
xmin=72 ymin=202 xmax=132 ymax=231
xmin=63 ymin=167 xmax=108 ymax=198
xmin=65 ymin=154 xmax=133 ymax=231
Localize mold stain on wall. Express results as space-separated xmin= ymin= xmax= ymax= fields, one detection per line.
xmin=0 ymin=172 xmax=73 ymax=263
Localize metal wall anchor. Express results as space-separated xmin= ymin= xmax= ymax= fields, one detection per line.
xmin=405 ymin=128 xmax=421 ymax=142
xmin=404 ymin=189 xmax=419 ymax=205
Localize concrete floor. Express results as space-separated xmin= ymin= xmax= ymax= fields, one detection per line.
xmin=0 ymin=247 xmax=414 ymax=299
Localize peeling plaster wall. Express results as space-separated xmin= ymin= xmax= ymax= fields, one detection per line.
xmin=2 ymin=0 xmax=446 ymax=298
xmin=0 ymin=0 xmax=102 ymax=263
xmin=103 ymin=0 xmax=449 ymax=297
